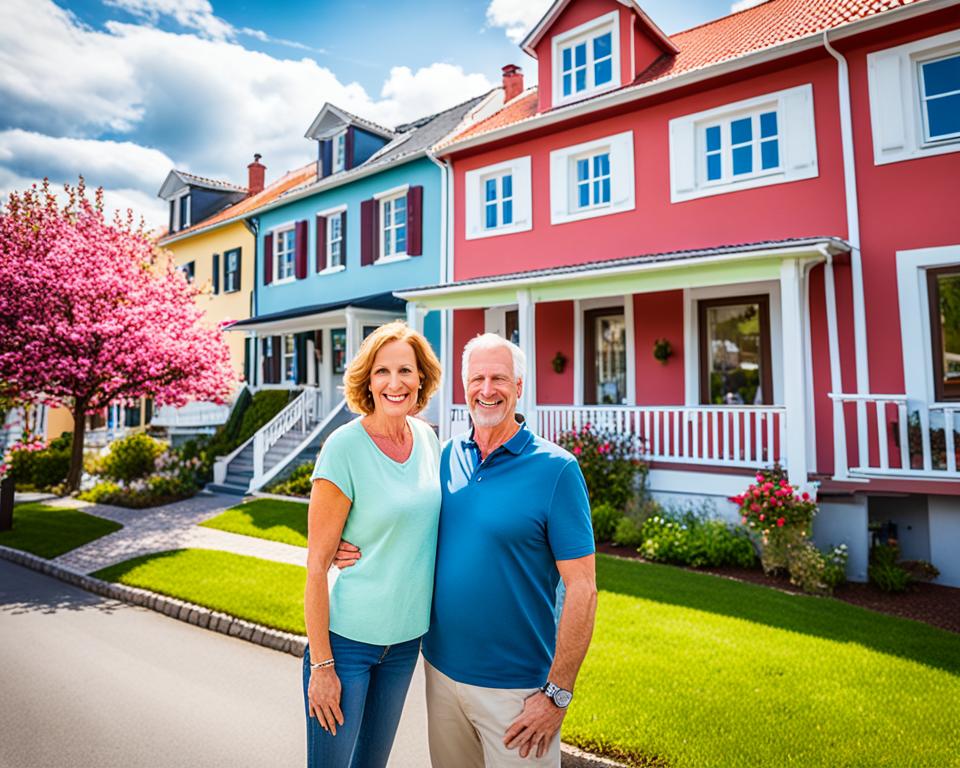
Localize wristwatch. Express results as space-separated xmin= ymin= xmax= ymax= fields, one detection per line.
xmin=540 ymin=681 xmax=573 ymax=709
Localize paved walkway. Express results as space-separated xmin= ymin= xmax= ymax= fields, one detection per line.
xmin=44 ymin=492 xmax=308 ymax=574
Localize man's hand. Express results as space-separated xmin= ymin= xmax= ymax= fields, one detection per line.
xmin=503 ymin=691 xmax=565 ymax=759
xmin=334 ymin=539 xmax=360 ymax=569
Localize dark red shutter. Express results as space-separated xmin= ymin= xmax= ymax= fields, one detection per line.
xmin=316 ymin=215 xmax=327 ymax=272
xmin=340 ymin=211 xmax=347 ymax=265
xmin=295 ymin=220 xmax=308 ymax=279
xmin=272 ymin=336 xmax=282 ymax=382
xmin=345 ymin=126 xmax=355 ymax=171
xmin=263 ymin=233 xmax=274 ymax=285
xmin=361 ymin=198 xmax=378 ymax=266
xmin=407 ymin=185 xmax=423 ymax=256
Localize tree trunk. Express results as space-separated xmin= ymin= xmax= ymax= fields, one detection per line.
xmin=66 ymin=401 xmax=87 ymax=493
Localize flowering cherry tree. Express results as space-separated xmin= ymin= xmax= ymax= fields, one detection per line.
xmin=0 ymin=179 xmax=237 ymax=491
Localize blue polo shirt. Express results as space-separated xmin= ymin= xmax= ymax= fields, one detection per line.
xmin=422 ymin=420 xmax=594 ymax=689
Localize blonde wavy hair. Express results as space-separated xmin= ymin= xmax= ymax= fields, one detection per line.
xmin=342 ymin=320 xmax=442 ymax=416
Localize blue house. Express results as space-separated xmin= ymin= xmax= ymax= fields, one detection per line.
xmin=214 ymin=93 xmax=501 ymax=492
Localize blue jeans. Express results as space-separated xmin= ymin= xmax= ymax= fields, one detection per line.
xmin=303 ymin=632 xmax=421 ymax=768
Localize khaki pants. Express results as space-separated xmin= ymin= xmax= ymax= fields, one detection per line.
xmin=424 ymin=660 xmax=562 ymax=768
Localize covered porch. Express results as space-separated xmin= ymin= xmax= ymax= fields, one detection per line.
xmin=400 ymin=238 xmax=851 ymax=492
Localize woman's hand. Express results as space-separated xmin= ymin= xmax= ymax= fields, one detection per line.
xmin=307 ymin=666 xmax=345 ymax=736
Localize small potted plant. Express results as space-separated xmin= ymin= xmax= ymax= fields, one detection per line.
xmin=551 ymin=351 xmax=568 ymax=374
xmin=653 ymin=338 xmax=673 ymax=365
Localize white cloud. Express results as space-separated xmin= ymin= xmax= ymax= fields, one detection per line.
xmin=104 ymin=0 xmax=233 ymax=40
xmin=0 ymin=0 xmax=494 ymax=228
xmin=486 ymin=0 xmax=553 ymax=44
xmin=730 ymin=0 xmax=769 ymax=12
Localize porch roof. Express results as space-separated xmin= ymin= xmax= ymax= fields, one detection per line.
xmin=228 ymin=291 xmax=405 ymax=333
xmin=396 ymin=237 xmax=850 ymax=309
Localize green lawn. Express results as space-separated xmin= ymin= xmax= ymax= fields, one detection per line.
xmin=0 ymin=502 xmax=122 ymax=558
xmin=93 ymin=549 xmax=306 ymax=634
xmin=565 ymin=556 xmax=960 ymax=767
xmin=90 ymin=546 xmax=960 ymax=766
xmin=200 ymin=498 xmax=308 ymax=547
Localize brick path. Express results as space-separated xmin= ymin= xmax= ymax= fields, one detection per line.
xmin=46 ymin=493 xmax=307 ymax=573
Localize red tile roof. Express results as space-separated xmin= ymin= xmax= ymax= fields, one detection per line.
xmin=447 ymin=0 xmax=921 ymax=146
xmin=158 ymin=162 xmax=317 ymax=244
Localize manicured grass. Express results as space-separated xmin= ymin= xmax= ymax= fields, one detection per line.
xmin=200 ymin=498 xmax=308 ymax=547
xmin=0 ymin=503 xmax=122 ymax=558
xmin=93 ymin=548 xmax=306 ymax=634
xmin=564 ymin=555 xmax=960 ymax=767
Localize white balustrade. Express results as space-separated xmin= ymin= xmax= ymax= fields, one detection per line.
xmin=252 ymin=389 xmax=321 ymax=486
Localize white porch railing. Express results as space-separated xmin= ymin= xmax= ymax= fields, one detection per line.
xmin=151 ymin=400 xmax=232 ymax=429
xmin=252 ymin=388 xmax=322 ymax=486
xmin=829 ymin=394 xmax=959 ymax=479
xmin=449 ymin=404 xmax=787 ymax=469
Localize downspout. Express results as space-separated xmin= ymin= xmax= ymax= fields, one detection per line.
xmin=823 ymin=30 xmax=870 ymax=468
xmin=427 ymin=150 xmax=454 ymax=437
xmin=818 ymin=244 xmax=850 ymax=481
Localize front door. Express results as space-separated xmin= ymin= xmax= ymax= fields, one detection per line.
xmin=584 ymin=308 xmax=626 ymax=405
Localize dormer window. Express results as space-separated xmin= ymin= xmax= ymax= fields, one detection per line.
xmin=333 ymin=130 xmax=347 ymax=173
xmin=168 ymin=191 xmax=191 ymax=232
xmin=552 ymin=11 xmax=619 ymax=106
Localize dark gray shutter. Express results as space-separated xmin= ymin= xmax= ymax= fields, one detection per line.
xmin=212 ymin=253 xmax=220 ymax=294
xmin=321 ymin=140 xmax=332 ymax=178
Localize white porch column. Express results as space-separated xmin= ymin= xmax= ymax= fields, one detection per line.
xmin=517 ymin=289 xmax=537 ymax=429
xmin=624 ymin=294 xmax=636 ymax=405
xmin=780 ymin=259 xmax=810 ymax=488
xmin=345 ymin=308 xmax=359 ymax=362
xmin=439 ymin=309 xmax=452 ymax=439
xmin=406 ymin=301 xmax=426 ymax=335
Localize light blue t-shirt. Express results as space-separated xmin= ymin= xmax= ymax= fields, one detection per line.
xmin=422 ymin=421 xmax=594 ymax=688
xmin=312 ymin=416 xmax=441 ymax=646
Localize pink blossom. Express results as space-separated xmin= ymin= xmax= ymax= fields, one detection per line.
xmin=751 ymin=503 xmax=760 ymax=513
xmin=573 ymin=445 xmax=582 ymax=455
xmin=776 ymin=517 xmax=786 ymax=527
xmin=741 ymin=516 xmax=747 ymax=524
xmin=759 ymin=514 xmax=765 ymax=521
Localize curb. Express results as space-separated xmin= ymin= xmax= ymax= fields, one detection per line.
xmin=0 ymin=544 xmax=306 ymax=657
xmin=0 ymin=544 xmax=627 ymax=768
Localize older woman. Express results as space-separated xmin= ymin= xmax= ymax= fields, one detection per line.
xmin=303 ymin=320 xmax=442 ymax=768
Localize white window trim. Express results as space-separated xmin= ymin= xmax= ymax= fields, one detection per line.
xmin=318 ymin=264 xmax=347 ymax=276
xmin=172 ymin=190 xmax=191 ymax=231
xmin=465 ymin=157 xmax=532 ymax=240
xmin=282 ymin=334 xmax=296 ymax=382
xmin=669 ymin=84 xmax=817 ymax=203
xmin=378 ymin=190 xmax=408 ymax=262
xmin=682 ymin=282 xmax=784 ymax=407
xmin=570 ymin=148 xmax=612 ymax=212
xmin=327 ymin=213 xmax=344 ymax=269
xmin=868 ymin=29 xmax=960 ymax=166
xmin=550 ymin=131 xmax=634 ymax=225
xmin=333 ymin=130 xmax=347 ymax=173
xmin=551 ymin=10 xmax=621 ymax=107
xmin=700 ymin=108 xmax=783 ymax=188
xmin=373 ymin=184 xmax=409 ymax=201
xmin=572 ymin=296 xmax=636 ymax=406
xmin=896 ymin=244 xmax=960 ymax=406
xmin=271 ymin=223 xmax=297 ymax=285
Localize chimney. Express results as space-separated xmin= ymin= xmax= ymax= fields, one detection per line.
xmin=247 ymin=153 xmax=265 ymax=196
xmin=502 ymin=64 xmax=523 ymax=103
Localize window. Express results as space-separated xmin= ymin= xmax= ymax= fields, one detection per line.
xmin=465 ymin=157 xmax=532 ymax=239
xmin=867 ymin=30 xmax=960 ymax=164
xmin=274 ymin=227 xmax=296 ymax=281
xmin=927 ymin=267 xmax=960 ymax=401
xmin=574 ymin=152 xmax=611 ymax=209
xmin=331 ymin=328 xmax=347 ymax=374
xmin=333 ymin=130 xmax=347 ymax=173
xmin=328 ymin=214 xmax=343 ymax=268
xmin=178 ymin=194 xmax=190 ymax=230
xmin=552 ymin=11 xmax=619 ymax=105
xmin=698 ymin=296 xmax=772 ymax=405
xmin=282 ymin=334 xmax=295 ymax=383
xmin=584 ymin=308 xmax=626 ymax=405
xmin=704 ymin=110 xmax=780 ymax=183
xmin=224 ymin=248 xmax=241 ymax=292
xmin=181 ymin=261 xmax=195 ymax=283
xmin=919 ymin=53 xmax=960 ymax=144
xmin=549 ymin=131 xmax=634 ymax=225
xmin=483 ymin=173 xmax=514 ymax=229
xmin=670 ymin=84 xmax=817 ymax=202
xmin=380 ymin=193 xmax=407 ymax=260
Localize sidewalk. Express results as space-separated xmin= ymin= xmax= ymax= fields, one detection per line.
xmin=42 ymin=492 xmax=307 ymax=574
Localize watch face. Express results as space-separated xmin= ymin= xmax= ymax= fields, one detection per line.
xmin=554 ymin=689 xmax=573 ymax=708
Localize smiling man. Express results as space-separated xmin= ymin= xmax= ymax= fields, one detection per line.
xmin=420 ymin=332 xmax=597 ymax=767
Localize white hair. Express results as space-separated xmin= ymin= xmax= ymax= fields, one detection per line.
xmin=461 ymin=333 xmax=526 ymax=387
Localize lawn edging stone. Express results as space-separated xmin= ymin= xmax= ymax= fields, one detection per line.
xmin=0 ymin=541 xmax=627 ymax=768
xmin=0 ymin=543 xmax=307 ymax=657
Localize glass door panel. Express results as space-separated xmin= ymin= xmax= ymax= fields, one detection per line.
xmin=584 ymin=309 xmax=626 ymax=405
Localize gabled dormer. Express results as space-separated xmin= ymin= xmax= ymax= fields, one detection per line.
xmin=157 ymin=170 xmax=247 ymax=234
xmin=304 ymin=104 xmax=396 ymax=180
xmin=522 ymin=0 xmax=678 ymax=113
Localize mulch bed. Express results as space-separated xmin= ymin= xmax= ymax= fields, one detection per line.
xmin=596 ymin=542 xmax=960 ymax=635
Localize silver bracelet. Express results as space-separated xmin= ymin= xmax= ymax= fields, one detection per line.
xmin=310 ymin=657 xmax=335 ymax=670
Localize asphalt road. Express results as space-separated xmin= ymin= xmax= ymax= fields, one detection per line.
xmin=0 ymin=559 xmax=429 ymax=768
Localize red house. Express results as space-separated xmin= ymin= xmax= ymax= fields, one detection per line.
xmin=399 ymin=0 xmax=960 ymax=585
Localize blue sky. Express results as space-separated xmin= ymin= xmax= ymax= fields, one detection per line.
xmin=0 ymin=0 xmax=738 ymax=225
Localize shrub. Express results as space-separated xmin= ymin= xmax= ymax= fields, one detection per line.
xmin=266 ymin=462 xmax=314 ymax=498
xmin=822 ymin=544 xmax=849 ymax=590
xmin=591 ymin=502 xmax=622 ymax=543
xmin=204 ymin=386 xmax=253 ymax=459
xmin=786 ymin=542 xmax=829 ymax=595
xmin=867 ymin=542 xmax=932 ymax=593
xmin=556 ymin=424 xmax=647 ymax=510
xmin=7 ymin=432 xmax=72 ymax=491
xmin=612 ymin=516 xmax=644 ymax=548
xmin=869 ymin=561 xmax=912 ymax=593
xmin=99 ymin=433 xmax=164 ymax=482
xmin=80 ymin=442 xmax=202 ymax=508
xmin=640 ymin=508 xmax=757 ymax=569
xmin=235 ymin=390 xmax=291 ymax=447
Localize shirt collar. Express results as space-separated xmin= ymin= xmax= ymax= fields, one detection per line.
xmin=463 ymin=414 xmax=533 ymax=456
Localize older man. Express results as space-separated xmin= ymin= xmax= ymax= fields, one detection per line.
xmin=339 ymin=333 xmax=596 ymax=767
